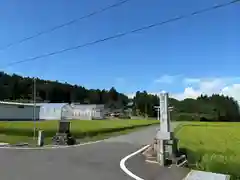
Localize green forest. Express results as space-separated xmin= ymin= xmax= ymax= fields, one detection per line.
xmin=1 ymin=72 xmax=240 ymax=122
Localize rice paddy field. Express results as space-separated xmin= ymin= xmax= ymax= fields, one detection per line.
xmin=175 ymin=122 xmax=240 ymax=179
xmin=0 ymin=119 xmax=158 ymax=144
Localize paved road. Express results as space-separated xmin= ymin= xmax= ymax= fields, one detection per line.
xmin=0 ymin=123 xmax=188 ymax=180
xmin=127 ymin=154 xmax=189 ymax=180
xmin=0 ymin=125 xmax=159 ymax=180
xmin=125 ymin=122 xmax=190 ymax=180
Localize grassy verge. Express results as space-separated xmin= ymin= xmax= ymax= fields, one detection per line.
xmin=0 ymin=119 xmax=158 ymax=145
xmin=174 ymin=122 xmax=240 ymax=179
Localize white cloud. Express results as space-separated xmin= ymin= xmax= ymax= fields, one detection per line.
xmin=172 ymin=87 xmax=201 ymax=100
xmin=221 ymin=84 xmax=240 ymax=102
xmin=173 ymin=77 xmax=240 ymax=102
xmin=126 ymin=76 xmax=240 ymax=103
xmin=154 ymin=75 xmax=179 ymax=84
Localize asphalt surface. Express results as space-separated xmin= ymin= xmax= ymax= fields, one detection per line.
xmin=0 ymin=125 xmax=158 ymax=180
xmin=127 ymin=154 xmax=190 ymax=180
xmin=0 ymin=142 xmax=136 ymax=180
xmin=0 ymin=123 xmax=189 ymax=180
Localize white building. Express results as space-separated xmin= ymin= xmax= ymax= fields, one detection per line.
xmin=0 ymin=102 xmax=105 ymax=121
xmin=38 ymin=103 xmax=105 ymax=120
xmin=71 ymin=104 xmax=105 ymax=120
xmin=0 ymin=101 xmax=41 ymax=121
xmin=37 ymin=103 xmax=66 ymax=120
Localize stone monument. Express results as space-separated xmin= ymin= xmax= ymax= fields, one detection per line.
xmin=156 ymin=92 xmax=178 ymax=166
xmin=155 ymin=92 xmax=186 ymax=166
xmin=52 ymin=104 xmax=76 ymax=145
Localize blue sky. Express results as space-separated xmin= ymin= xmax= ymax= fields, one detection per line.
xmin=0 ymin=0 xmax=239 ymax=100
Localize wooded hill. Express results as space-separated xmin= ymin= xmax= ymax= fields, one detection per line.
xmin=133 ymin=91 xmax=240 ymax=122
xmin=0 ymin=72 xmax=129 ymax=109
xmin=1 ymin=72 xmax=240 ymax=121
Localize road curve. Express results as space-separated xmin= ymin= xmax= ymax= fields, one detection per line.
xmin=0 ymin=125 xmax=159 ymax=180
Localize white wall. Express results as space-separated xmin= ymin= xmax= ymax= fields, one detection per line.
xmin=72 ymin=109 xmax=92 ymax=120
xmin=0 ymin=104 xmax=40 ymax=120
xmin=37 ymin=103 xmax=105 ymax=120
xmin=39 ymin=106 xmax=62 ymax=120
xmin=71 ymin=104 xmax=105 ymax=120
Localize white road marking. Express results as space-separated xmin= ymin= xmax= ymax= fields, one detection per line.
xmin=120 ymin=144 xmax=150 ymax=180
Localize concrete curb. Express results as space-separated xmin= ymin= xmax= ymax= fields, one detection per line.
xmin=0 ymin=140 xmax=104 ymax=150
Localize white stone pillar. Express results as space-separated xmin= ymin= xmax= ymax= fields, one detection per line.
xmin=159 ymin=92 xmax=170 ymax=132
xmin=157 ymin=139 xmax=166 ymax=166
xmin=156 ymin=92 xmax=173 ymax=166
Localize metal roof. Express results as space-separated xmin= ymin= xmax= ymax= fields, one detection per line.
xmin=36 ymin=103 xmax=68 ymax=109
xmin=0 ymin=102 xmax=104 ymax=108
xmin=0 ymin=101 xmax=41 ymax=106
xmin=70 ymin=104 xmax=104 ymax=109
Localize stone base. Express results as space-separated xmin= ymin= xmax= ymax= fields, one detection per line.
xmin=143 ymin=140 xmax=188 ymax=167
xmin=52 ymin=133 xmax=76 ymax=145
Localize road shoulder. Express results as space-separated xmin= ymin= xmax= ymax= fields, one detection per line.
xmin=125 ymin=152 xmax=190 ymax=180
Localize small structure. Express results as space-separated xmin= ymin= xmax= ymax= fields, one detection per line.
xmin=155 ymin=92 xmax=175 ymax=166
xmin=59 ymin=104 xmax=72 ymax=133
xmin=52 ymin=104 xmax=76 ymax=145
xmin=0 ymin=101 xmax=41 ymax=121
xmin=185 ymin=170 xmax=230 ymax=180
xmin=155 ymin=92 xmax=184 ymax=166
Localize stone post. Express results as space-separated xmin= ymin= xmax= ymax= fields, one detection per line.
xmin=156 ymin=92 xmax=173 ymax=166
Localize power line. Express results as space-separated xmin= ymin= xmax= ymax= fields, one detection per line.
xmin=0 ymin=0 xmax=132 ymax=52
xmin=4 ymin=0 xmax=240 ymax=68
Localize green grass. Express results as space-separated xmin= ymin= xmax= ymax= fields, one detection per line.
xmin=0 ymin=119 xmax=158 ymax=145
xmin=175 ymin=122 xmax=240 ymax=179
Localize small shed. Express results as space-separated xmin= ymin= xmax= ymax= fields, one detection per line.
xmin=0 ymin=101 xmax=41 ymax=121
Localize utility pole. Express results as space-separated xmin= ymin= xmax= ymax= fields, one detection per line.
xmin=33 ymin=78 xmax=36 ymax=140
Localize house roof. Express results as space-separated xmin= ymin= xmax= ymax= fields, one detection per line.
xmin=36 ymin=103 xmax=68 ymax=109
xmin=71 ymin=104 xmax=104 ymax=109
xmin=0 ymin=101 xmax=41 ymax=107
xmin=0 ymin=102 xmax=105 ymax=108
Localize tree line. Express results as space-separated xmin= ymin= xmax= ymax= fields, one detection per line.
xmin=1 ymin=72 xmax=240 ymax=121
xmin=133 ymin=91 xmax=240 ymax=122
xmin=0 ymin=72 xmax=129 ymax=109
